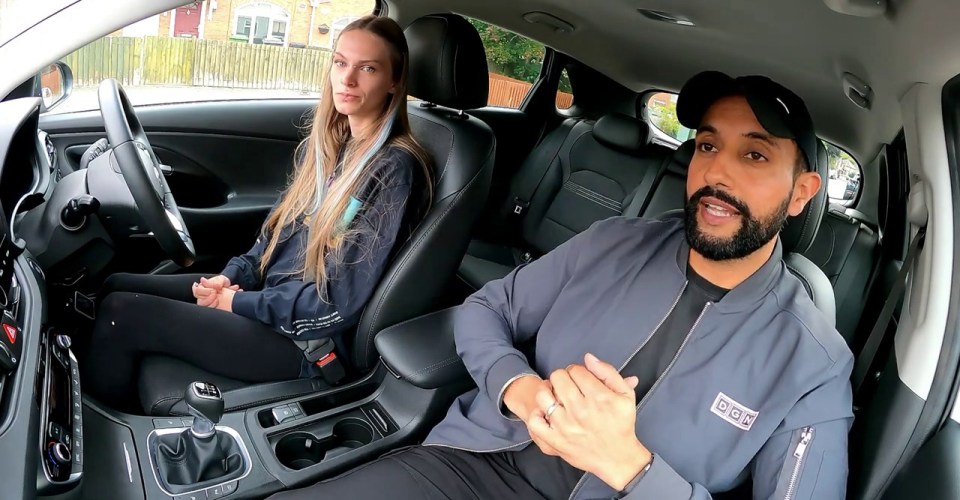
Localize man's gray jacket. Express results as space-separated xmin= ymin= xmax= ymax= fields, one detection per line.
xmin=424 ymin=214 xmax=854 ymax=500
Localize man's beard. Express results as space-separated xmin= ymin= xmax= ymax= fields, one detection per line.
xmin=684 ymin=186 xmax=792 ymax=261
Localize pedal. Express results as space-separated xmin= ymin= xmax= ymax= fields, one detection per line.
xmin=73 ymin=291 xmax=95 ymax=320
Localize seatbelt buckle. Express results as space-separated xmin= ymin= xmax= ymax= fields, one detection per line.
xmin=315 ymin=352 xmax=346 ymax=385
xmin=303 ymin=338 xmax=346 ymax=385
xmin=512 ymin=197 xmax=530 ymax=216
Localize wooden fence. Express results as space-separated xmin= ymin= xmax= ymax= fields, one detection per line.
xmin=62 ymin=36 xmax=332 ymax=92
xmin=489 ymin=72 xmax=574 ymax=109
xmin=60 ymin=36 xmax=574 ymax=107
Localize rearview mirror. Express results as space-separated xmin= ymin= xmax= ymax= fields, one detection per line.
xmin=39 ymin=62 xmax=73 ymax=112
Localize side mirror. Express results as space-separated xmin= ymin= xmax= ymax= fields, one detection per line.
xmin=39 ymin=62 xmax=73 ymax=112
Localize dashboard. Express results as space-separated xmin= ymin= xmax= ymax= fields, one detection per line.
xmin=0 ymin=96 xmax=76 ymax=499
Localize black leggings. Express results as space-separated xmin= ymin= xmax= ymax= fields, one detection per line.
xmin=266 ymin=445 xmax=565 ymax=500
xmin=82 ymin=273 xmax=303 ymax=413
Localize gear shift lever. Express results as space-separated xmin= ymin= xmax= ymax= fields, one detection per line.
xmin=185 ymin=381 xmax=224 ymax=439
xmin=152 ymin=381 xmax=243 ymax=493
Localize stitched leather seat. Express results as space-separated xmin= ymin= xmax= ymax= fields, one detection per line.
xmin=458 ymin=113 xmax=674 ymax=288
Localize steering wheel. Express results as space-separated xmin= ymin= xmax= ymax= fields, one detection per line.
xmin=97 ymin=79 xmax=196 ymax=267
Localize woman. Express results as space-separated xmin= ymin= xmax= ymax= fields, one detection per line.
xmin=82 ymin=15 xmax=431 ymax=413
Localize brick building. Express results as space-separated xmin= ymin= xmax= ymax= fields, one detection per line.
xmin=149 ymin=0 xmax=374 ymax=48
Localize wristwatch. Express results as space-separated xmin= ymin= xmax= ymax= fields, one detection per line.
xmin=614 ymin=455 xmax=655 ymax=498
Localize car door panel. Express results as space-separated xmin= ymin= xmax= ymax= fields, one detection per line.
xmin=38 ymin=99 xmax=317 ymax=270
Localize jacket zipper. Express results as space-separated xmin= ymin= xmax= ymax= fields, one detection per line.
xmin=567 ymin=294 xmax=708 ymax=500
xmin=784 ymin=427 xmax=814 ymax=500
xmin=616 ymin=283 xmax=688 ymax=373
xmin=427 ymin=288 xmax=689 ymax=458
xmin=635 ymin=303 xmax=709 ymax=412
xmin=433 ymin=288 xmax=691 ymax=456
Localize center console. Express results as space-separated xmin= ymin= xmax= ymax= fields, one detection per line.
xmin=74 ymin=307 xmax=471 ymax=500
xmin=37 ymin=329 xmax=84 ymax=492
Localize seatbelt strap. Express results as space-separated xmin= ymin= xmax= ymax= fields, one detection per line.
xmin=294 ymin=338 xmax=346 ymax=384
xmin=505 ymin=120 xmax=588 ymax=222
xmin=851 ymin=226 xmax=926 ymax=403
xmin=621 ymin=151 xmax=674 ymax=218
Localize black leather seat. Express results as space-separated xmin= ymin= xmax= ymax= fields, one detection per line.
xmin=459 ymin=112 xmax=674 ymax=288
xmin=766 ymin=142 xmax=835 ymax=323
xmin=640 ymin=139 xmax=695 ymax=217
xmin=803 ymin=205 xmax=880 ymax=346
xmin=138 ymin=13 xmax=496 ymax=416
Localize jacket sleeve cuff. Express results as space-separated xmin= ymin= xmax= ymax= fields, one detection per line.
xmin=221 ymin=262 xmax=244 ymax=287
xmin=230 ymin=290 xmax=257 ymax=320
xmin=618 ymin=453 xmax=693 ymax=499
xmin=485 ymin=354 xmax=537 ymax=420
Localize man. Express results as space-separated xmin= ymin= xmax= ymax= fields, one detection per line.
xmin=270 ymin=71 xmax=854 ymax=499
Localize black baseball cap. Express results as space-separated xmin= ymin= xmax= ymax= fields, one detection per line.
xmin=676 ymin=71 xmax=817 ymax=172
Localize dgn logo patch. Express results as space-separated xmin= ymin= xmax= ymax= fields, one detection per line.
xmin=710 ymin=392 xmax=759 ymax=431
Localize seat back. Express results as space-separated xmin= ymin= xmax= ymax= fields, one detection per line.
xmin=782 ymin=141 xmax=834 ymax=322
xmin=514 ymin=113 xmax=672 ymax=254
xmin=641 ymin=139 xmax=695 ymax=217
xmin=803 ymin=206 xmax=880 ymax=345
xmin=352 ymin=14 xmax=495 ymax=371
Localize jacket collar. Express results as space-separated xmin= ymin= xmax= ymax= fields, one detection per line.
xmin=673 ymin=228 xmax=785 ymax=313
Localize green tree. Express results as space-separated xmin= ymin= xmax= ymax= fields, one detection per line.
xmin=469 ymin=19 xmax=545 ymax=84
xmin=656 ymin=103 xmax=681 ymax=140
xmin=558 ymin=69 xmax=572 ymax=94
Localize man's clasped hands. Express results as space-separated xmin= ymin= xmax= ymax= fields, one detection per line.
xmin=503 ymin=353 xmax=655 ymax=490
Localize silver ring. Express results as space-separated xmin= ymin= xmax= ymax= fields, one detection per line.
xmin=545 ymin=401 xmax=560 ymax=418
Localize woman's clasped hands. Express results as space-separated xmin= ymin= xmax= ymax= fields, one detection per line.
xmin=191 ymin=275 xmax=241 ymax=312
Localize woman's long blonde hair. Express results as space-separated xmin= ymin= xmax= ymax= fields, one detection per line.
xmin=258 ymin=15 xmax=431 ymax=298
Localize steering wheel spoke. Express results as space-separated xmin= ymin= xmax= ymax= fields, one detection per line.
xmin=98 ymin=79 xmax=196 ymax=267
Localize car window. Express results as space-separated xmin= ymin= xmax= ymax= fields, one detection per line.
xmin=44 ymin=0 xmax=375 ymax=114
xmin=822 ymin=141 xmax=862 ymax=204
xmin=466 ymin=17 xmax=545 ymax=109
xmin=556 ymin=67 xmax=573 ymax=110
xmin=645 ymin=92 xmax=694 ymax=146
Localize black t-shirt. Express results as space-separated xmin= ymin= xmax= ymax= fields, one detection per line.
xmin=508 ymin=264 xmax=728 ymax=499
xmin=624 ymin=265 xmax=727 ymax=399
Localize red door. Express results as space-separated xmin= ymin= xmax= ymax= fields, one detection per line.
xmin=173 ymin=2 xmax=202 ymax=38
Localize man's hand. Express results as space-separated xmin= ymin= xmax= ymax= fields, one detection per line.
xmin=527 ymin=353 xmax=652 ymax=491
xmin=503 ymin=375 xmax=554 ymax=423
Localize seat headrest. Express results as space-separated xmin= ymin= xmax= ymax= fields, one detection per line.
xmin=404 ymin=14 xmax=489 ymax=110
xmin=593 ymin=113 xmax=651 ymax=153
xmin=781 ymin=140 xmax=829 ymax=254
xmin=674 ymin=139 xmax=696 ymax=166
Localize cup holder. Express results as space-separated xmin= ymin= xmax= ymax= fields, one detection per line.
xmin=333 ymin=418 xmax=375 ymax=448
xmin=275 ymin=432 xmax=326 ymax=470
xmin=275 ymin=418 xmax=375 ymax=470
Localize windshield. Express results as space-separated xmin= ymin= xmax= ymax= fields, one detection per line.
xmin=0 ymin=0 xmax=76 ymax=45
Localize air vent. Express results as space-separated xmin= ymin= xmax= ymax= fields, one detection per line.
xmin=637 ymin=9 xmax=695 ymax=27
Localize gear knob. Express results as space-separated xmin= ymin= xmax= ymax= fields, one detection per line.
xmin=184 ymin=381 xmax=223 ymax=439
